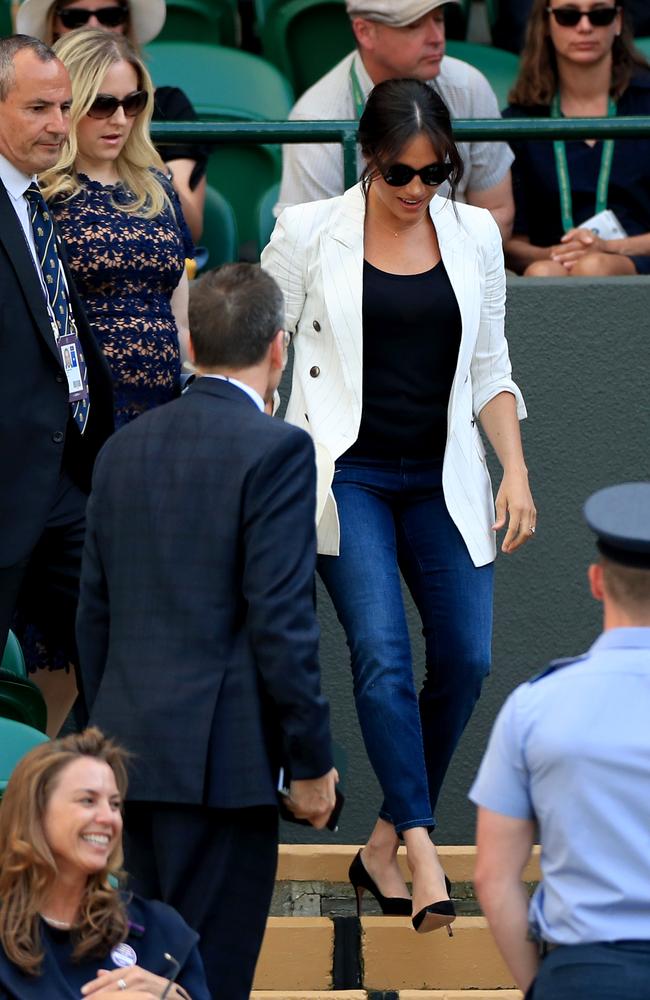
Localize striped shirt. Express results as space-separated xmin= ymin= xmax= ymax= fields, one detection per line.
xmin=278 ymin=50 xmax=514 ymax=213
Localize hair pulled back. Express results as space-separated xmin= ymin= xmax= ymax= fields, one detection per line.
xmin=358 ymin=78 xmax=464 ymax=198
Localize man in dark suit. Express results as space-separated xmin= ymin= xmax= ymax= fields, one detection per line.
xmin=77 ymin=264 xmax=336 ymax=999
xmin=0 ymin=36 xmax=113 ymax=732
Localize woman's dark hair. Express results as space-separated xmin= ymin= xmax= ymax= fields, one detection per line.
xmin=509 ymin=0 xmax=649 ymax=106
xmin=358 ymin=78 xmax=464 ymax=200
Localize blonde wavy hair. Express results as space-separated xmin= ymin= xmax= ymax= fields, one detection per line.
xmin=40 ymin=29 xmax=169 ymax=218
xmin=0 ymin=728 xmax=130 ymax=976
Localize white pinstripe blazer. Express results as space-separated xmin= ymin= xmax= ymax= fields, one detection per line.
xmin=261 ymin=184 xmax=527 ymax=566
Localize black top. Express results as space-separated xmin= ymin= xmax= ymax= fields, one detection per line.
xmin=0 ymin=895 xmax=210 ymax=999
xmin=347 ymin=259 xmax=461 ymax=461
xmin=504 ymin=71 xmax=650 ymax=258
xmin=153 ymin=86 xmax=209 ymax=191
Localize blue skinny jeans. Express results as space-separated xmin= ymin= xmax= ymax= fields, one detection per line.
xmin=318 ymin=456 xmax=494 ymax=832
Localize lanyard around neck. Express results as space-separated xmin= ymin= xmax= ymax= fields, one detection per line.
xmin=349 ymin=60 xmax=366 ymax=120
xmin=550 ymin=92 xmax=617 ymax=233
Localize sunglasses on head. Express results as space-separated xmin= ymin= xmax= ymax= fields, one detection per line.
xmin=56 ymin=5 xmax=128 ymax=28
xmin=381 ymin=161 xmax=453 ymax=187
xmin=87 ymin=89 xmax=147 ymax=119
xmin=546 ymin=5 xmax=620 ymax=27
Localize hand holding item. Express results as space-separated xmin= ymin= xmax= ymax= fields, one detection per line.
xmin=81 ymin=965 xmax=188 ymax=997
xmin=286 ymin=767 xmax=339 ymax=829
xmin=492 ymin=468 xmax=537 ymax=553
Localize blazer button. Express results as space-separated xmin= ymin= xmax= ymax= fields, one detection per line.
xmin=313 ymin=320 xmax=321 ymax=332
xmin=56 ymin=372 xmax=65 ymax=383
xmin=309 ymin=366 xmax=320 ymax=378
xmin=52 ymin=430 xmax=64 ymax=443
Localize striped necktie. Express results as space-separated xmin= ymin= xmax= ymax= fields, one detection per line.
xmin=25 ymin=182 xmax=90 ymax=434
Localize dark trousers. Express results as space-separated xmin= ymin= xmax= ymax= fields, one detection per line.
xmin=0 ymin=472 xmax=86 ymax=679
xmin=529 ymin=941 xmax=650 ymax=1000
xmin=124 ymin=802 xmax=279 ymax=1000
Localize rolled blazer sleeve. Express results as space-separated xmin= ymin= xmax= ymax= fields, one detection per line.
xmin=471 ymin=213 xmax=527 ymax=421
xmin=261 ymin=206 xmax=309 ymax=338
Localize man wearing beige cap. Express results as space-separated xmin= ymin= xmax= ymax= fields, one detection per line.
xmin=277 ymin=0 xmax=514 ymax=239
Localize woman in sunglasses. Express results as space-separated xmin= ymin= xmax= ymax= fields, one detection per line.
xmin=16 ymin=0 xmax=207 ymax=241
xmin=39 ymin=28 xmax=192 ymax=428
xmin=504 ymin=0 xmax=650 ymax=276
xmin=262 ymin=78 xmax=535 ymax=935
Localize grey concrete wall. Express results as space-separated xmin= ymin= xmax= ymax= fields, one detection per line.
xmin=280 ymin=276 xmax=650 ymax=846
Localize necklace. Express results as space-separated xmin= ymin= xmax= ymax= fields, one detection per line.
xmin=373 ymin=214 xmax=430 ymax=239
xmin=40 ymin=914 xmax=72 ymax=929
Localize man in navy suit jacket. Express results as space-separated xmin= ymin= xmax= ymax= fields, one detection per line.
xmin=77 ymin=264 xmax=336 ymax=999
xmin=0 ymin=36 xmax=113 ymax=731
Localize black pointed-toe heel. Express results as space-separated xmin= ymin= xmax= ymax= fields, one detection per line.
xmin=412 ymin=875 xmax=456 ymax=935
xmin=349 ymin=849 xmax=412 ymax=917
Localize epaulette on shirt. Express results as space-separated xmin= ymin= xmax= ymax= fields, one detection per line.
xmin=529 ymin=654 xmax=588 ymax=683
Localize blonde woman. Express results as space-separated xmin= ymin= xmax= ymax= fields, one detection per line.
xmin=0 ymin=728 xmax=209 ymax=998
xmin=41 ymin=28 xmax=192 ymax=427
xmin=16 ymin=0 xmax=207 ymax=240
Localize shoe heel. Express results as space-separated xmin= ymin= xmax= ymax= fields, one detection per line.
xmin=446 ymin=923 xmax=453 ymax=938
xmin=354 ymin=885 xmax=364 ymax=917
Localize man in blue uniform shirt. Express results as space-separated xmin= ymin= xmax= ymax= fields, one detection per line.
xmin=470 ymin=482 xmax=650 ymax=999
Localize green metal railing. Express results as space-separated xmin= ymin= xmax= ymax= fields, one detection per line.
xmin=151 ymin=116 xmax=650 ymax=189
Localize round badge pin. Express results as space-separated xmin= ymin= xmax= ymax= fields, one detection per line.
xmin=111 ymin=942 xmax=137 ymax=968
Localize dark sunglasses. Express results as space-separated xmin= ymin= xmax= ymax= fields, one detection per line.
xmin=87 ymin=89 xmax=147 ymax=119
xmin=382 ymin=161 xmax=453 ymax=187
xmin=546 ymin=5 xmax=620 ymax=27
xmin=56 ymin=5 xmax=128 ymax=28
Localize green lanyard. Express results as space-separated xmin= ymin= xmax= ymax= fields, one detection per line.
xmin=349 ymin=60 xmax=366 ymax=120
xmin=551 ymin=93 xmax=617 ymax=233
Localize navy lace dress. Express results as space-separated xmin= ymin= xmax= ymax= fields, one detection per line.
xmin=12 ymin=173 xmax=194 ymax=677
xmin=51 ymin=172 xmax=194 ymax=427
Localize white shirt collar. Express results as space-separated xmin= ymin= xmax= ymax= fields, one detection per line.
xmin=0 ymin=153 xmax=35 ymax=203
xmin=201 ymin=373 xmax=265 ymax=413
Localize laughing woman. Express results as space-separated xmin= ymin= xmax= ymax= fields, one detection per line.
xmin=0 ymin=729 xmax=209 ymax=998
xmin=40 ymin=28 xmax=193 ymax=428
xmin=262 ymin=78 xmax=536 ymax=935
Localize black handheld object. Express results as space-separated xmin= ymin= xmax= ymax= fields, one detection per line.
xmin=278 ymin=784 xmax=345 ymax=832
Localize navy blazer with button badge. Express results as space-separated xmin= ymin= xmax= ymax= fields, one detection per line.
xmin=0 ymin=894 xmax=210 ymax=999
xmin=0 ymin=177 xmax=114 ymax=569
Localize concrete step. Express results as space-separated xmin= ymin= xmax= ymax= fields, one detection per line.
xmin=276 ymin=843 xmax=541 ymax=883
xmin=272 ymin=844 xmax=540 ymax=919
xmin=252 ymin=993 xmax=522 ymax=999
xmin=252 ymin=846 xmax=536 ymax=994
xmin=251 ymin=916 xmax=518 ymax=992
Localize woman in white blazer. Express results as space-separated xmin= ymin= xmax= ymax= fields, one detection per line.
xmin=262 ymin=79 xmax=536 ymax=934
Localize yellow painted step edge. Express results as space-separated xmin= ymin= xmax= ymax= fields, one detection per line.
xmin=276 ymin=844 xmax=540 ymax=884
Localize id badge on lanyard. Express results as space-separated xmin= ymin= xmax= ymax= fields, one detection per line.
xmin=551 ymin=93 xmax=617 ymax=234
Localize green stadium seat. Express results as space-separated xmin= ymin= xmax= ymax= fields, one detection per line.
xmin=445 ymin=41 xmax=520 ymax=108
xmin=1 ymin=630 xmax=27 ymax=680
xmin=144 ymin=41 xmax=294 ymax=120
xmin=0 ymin=718 xmax=48 ymax=799
xmin=635 ymin=37 xmax=650 ymax=61
xmin=0 ymin=674 xmax=48 ymax=733
xmin=257 ymin=181 xmax=279 ymax=257
xmin=156 ymin=0 xmax=237 ymax=46
xmin=199 ymin=185 xmax=239 ymax=268
xmin=0 ymin=632 xmax=48 ymax=733
xmin=260 ymin=0 xmax=353 ymax=96
xmin=145 ymin=42 xmax=294 ymax=247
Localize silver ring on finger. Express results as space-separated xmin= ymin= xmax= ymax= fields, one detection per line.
xmin=529 ymin=525 xmax=536 ymax=534
xmin=117 ymin=980 xmax=127 ymax=991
